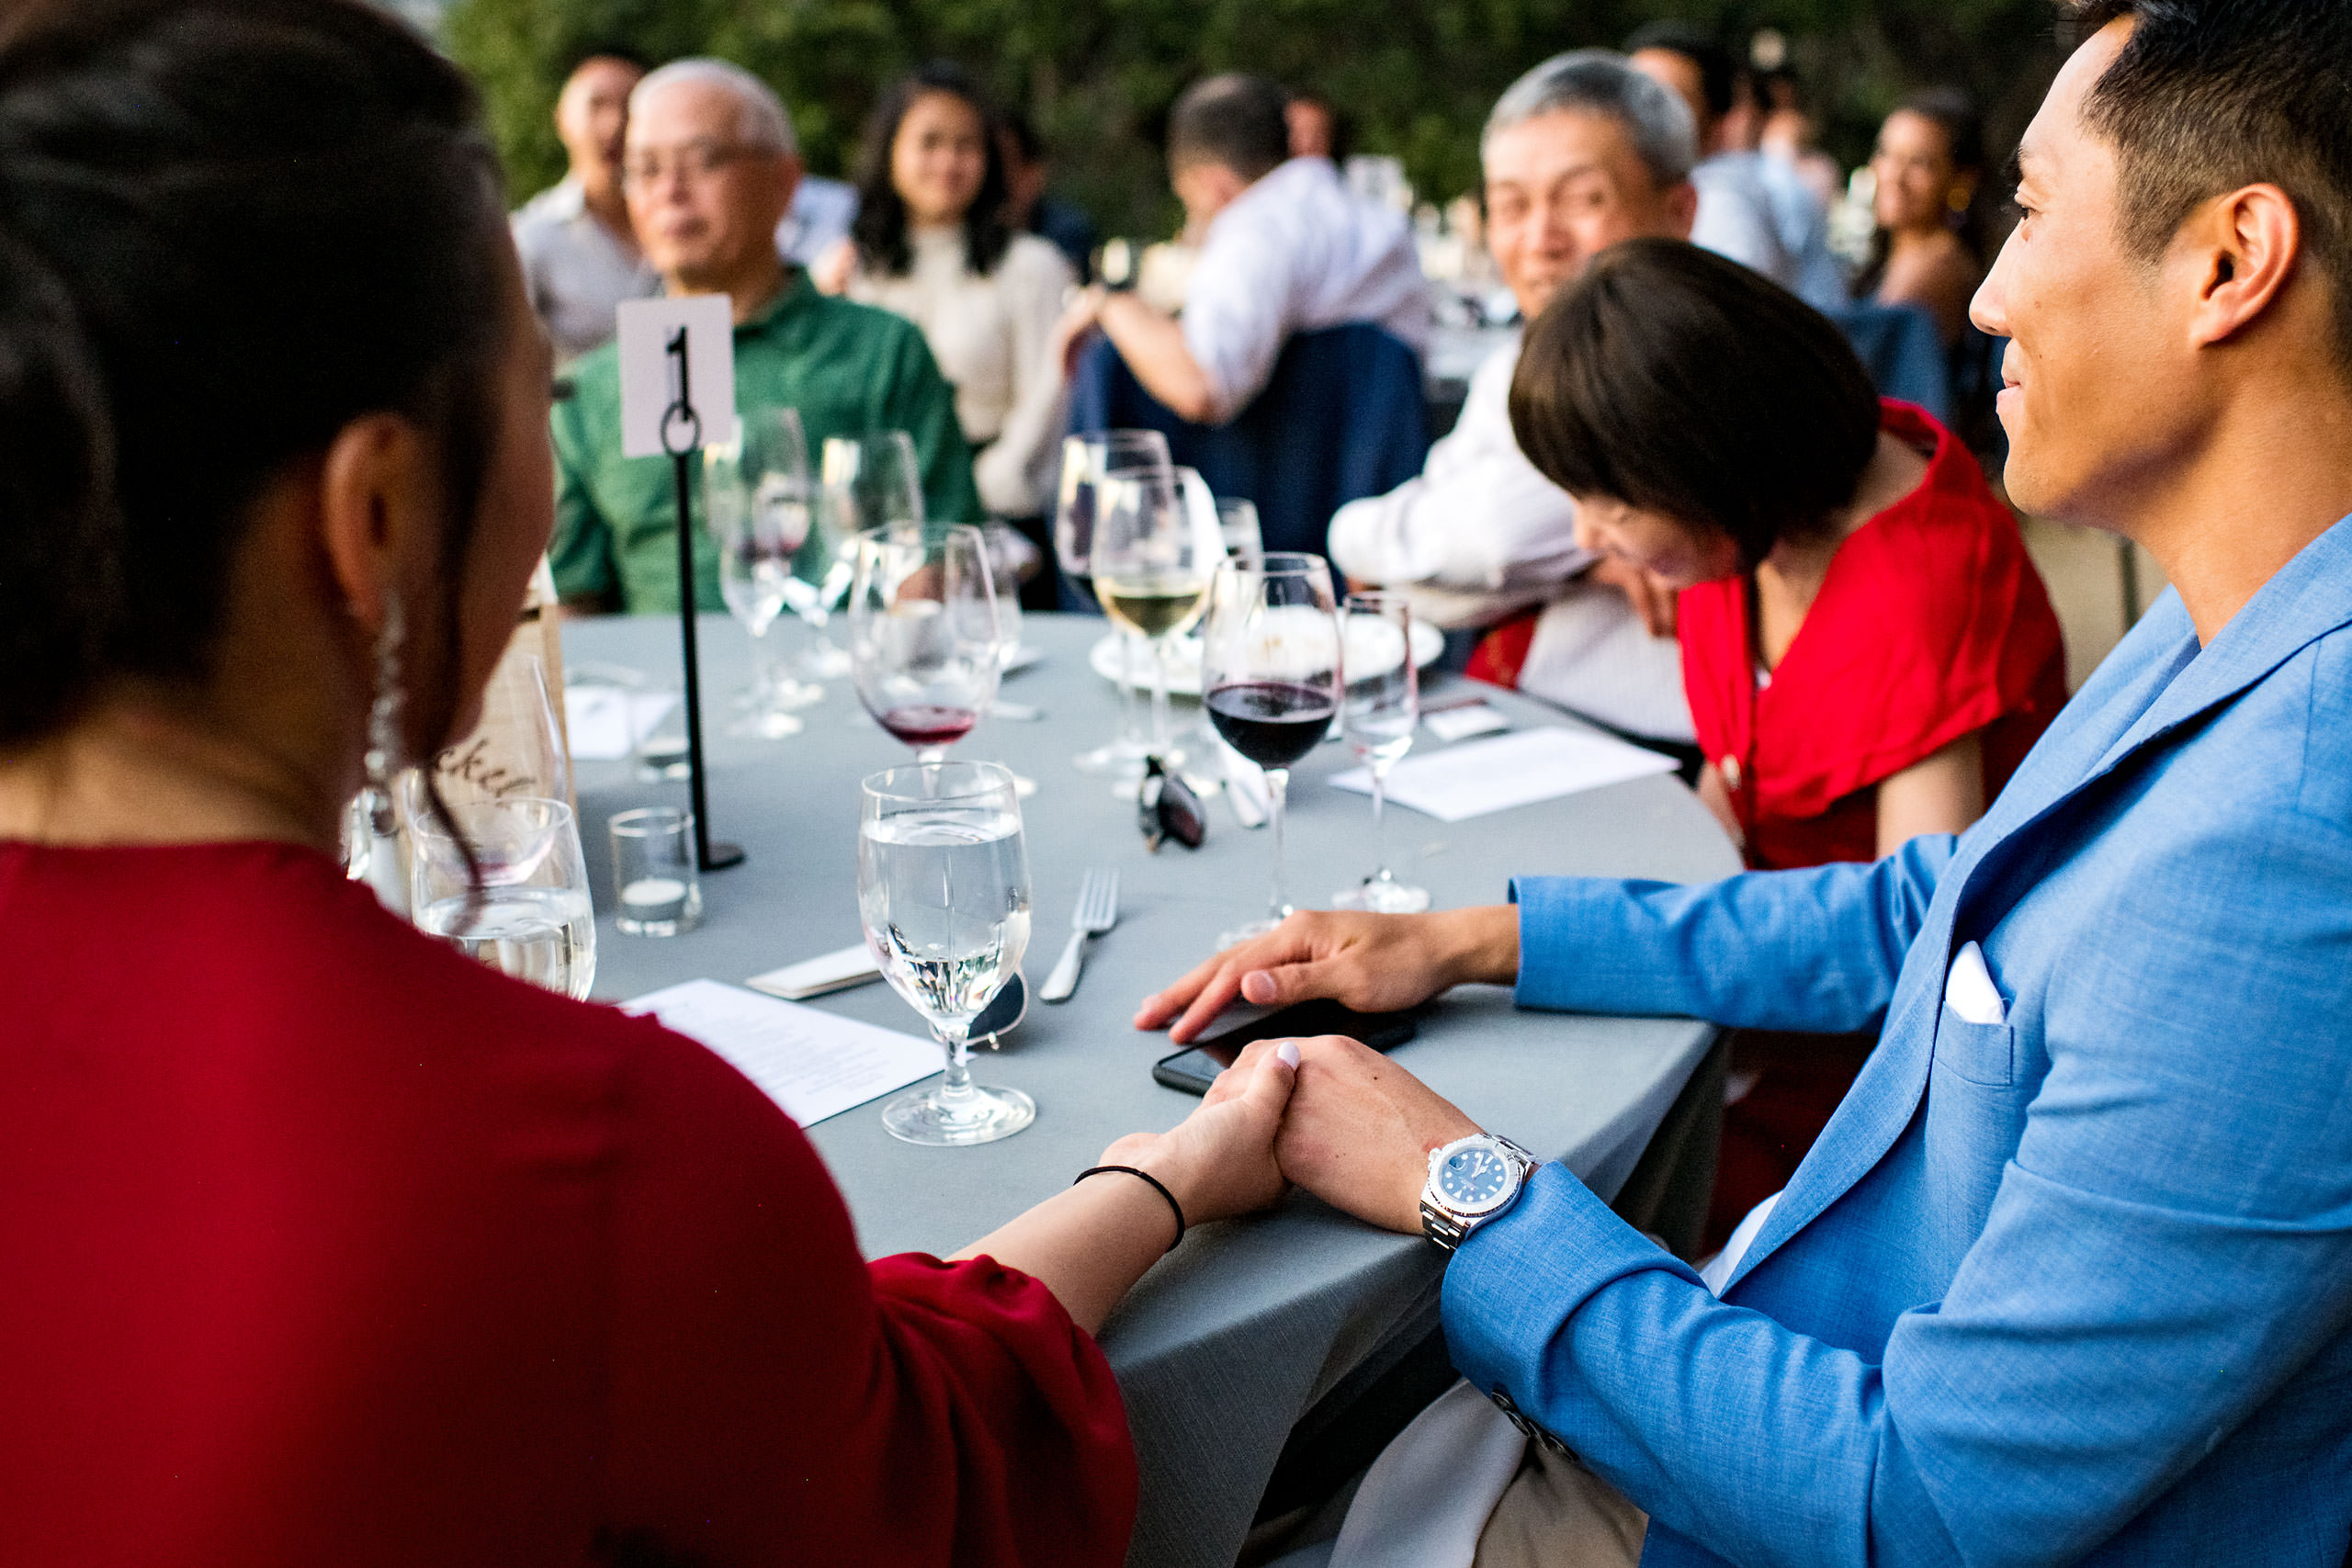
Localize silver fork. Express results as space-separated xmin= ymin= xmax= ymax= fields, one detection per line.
xmin=1039 ymin=868 xmax=1119 ymax=1003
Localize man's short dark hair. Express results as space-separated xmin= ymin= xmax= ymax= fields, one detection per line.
xmin=1510 ymin=239 xmax=1883 ymax=568
xmin=1623 ymin=21 xmax=1737 ymax=120
xmin=1168 ymin=73 xmax=1290 ymax=180
xmin=2068 ymin=0 xmax=2352 ymax=376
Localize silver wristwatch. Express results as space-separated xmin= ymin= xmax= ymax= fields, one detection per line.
xmin=1419 ymin=1133 xmax=1539 ymax=1253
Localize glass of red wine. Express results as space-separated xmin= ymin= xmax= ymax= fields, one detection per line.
xmin=1201 ymin=552 xmax=1341 ymax=945
xmin=846 ymin=524 xmax=1003 ymax=762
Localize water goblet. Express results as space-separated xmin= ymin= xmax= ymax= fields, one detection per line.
xmin=1331 ymin=592 xmax=1430 ymax=912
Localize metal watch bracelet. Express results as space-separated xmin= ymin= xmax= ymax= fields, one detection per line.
xmin=1420 ymin=1136 xmax=1538 ymax=1254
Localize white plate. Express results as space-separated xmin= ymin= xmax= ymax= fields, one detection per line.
xmin=1089 ymin=619 xmax=1443 ymax=696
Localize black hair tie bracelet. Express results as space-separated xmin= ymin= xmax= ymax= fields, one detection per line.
xmin=1074 ymin=1165 xmax=1186 ymax=1252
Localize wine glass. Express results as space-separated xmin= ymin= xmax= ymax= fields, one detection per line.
xmin=1332 ymin=592 xmax=1430 ymax=912
xmin=1216 ymin=495 xmax=1263 ymax=562
xmin=806 ymin=431 xmax=924 ymax=678
xmin=1094 ymin=457 xmax=1220 ymax=768
xmin=1056 ymin=430 xmax=1169 ymax=778
xmin=860 ymin=761 xmax=1035 ymax=1145
xmin=706 ymin=407 xmax=819 ymax=736
xmin=1202 ymin=552 xmax=1342 ymax=945
xmin=846 ymin=523 xmax=1002 ymax=761
xmin=410 ymin=796 xmax=597 ymax=1000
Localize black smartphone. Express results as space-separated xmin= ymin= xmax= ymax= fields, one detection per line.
xmin=1150 ymin=999 xmax=1419 ymax=1095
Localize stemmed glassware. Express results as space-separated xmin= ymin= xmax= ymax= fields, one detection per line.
xmin=846 ymin=522 xmax=1002 ymax=762
xmin=1055 ymin=430 xmax=1170 ymax=780
xmin=1202 ymin=552 xmax=1342 ymax=945
xmin=706 ymin=407 xmax=819 ymax=735
xmin=1091 ymin=457 xmax=1220 ymax=767
xmin=808 ymin=431 xmax=925 ymax=678
xmin=859 ymin=761 xmax=1036 ymax=1145
xmin=410 ymin=796 xmax=597 ymax=1000
xmin=1332 ymin=592 xmax=1430 ymax=912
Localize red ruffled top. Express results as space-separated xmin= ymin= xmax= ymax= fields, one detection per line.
xmin=1679 ymin=401 xmax=2066 ymax=868
xmin=0 ymin=840 xmax=1136 ymax=1567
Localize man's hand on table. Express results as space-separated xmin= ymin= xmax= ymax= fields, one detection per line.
xmin=1133 ymin=907 xmax=1521 ymax=1044
xmin=1214 ymin=1036 xmax=1482 ymax=1235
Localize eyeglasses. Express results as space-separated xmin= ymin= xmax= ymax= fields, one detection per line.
xmin=621 ymin=141 xmax=771 ymax=189
xmin=1137 ymin=757 xmax=1206 ymax=852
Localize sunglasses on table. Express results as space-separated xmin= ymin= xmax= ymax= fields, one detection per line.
xmin=1137 ymin=756 xmax=1205 ymax=852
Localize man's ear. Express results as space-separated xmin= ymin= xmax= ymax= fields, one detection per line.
xmin=1664 ymin=178 xmax=1700 ymax=241
xmin=317 ymin=412 xmax=436 ymax=640
xmin=2184 ymin=182 xmax=2301 ymax=351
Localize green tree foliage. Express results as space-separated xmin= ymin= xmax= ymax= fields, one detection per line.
xmin=443 ymin=0 xmax=2063 ymax=239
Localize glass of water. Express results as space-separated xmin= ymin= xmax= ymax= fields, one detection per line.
xmin=859 ymin=761 xmax=1035 ymax=1145
xmin=410 ymin=796 xmax=597 ymax=999
xmin=1332 ymin=592 xmax=1430 ymax=912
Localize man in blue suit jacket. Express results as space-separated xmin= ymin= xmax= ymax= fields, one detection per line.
xmin=1140 ymin=3 xmax=2352 ymax=1561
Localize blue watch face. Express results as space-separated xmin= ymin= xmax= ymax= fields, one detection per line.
xmin=1439 ymin=1145 xmax=1513 ymax=1208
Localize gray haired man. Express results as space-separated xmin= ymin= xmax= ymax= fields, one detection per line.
xmin=1327 ymin=51 xmax=1699 ymax=747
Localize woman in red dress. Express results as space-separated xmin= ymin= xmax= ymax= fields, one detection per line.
xmin=1499 ymin=238 xmax=2066 ymax=1248
xmin=0 ymin=4 xmax=1295 ymax=1563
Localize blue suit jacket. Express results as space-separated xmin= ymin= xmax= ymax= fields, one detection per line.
xmin=1446 ymin=515 xmax=2352 ymax=1566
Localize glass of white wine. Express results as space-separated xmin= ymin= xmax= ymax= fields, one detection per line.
xmin=1092 ymin=457 xmax=1220 ymax=770
xmin=860 ymin=761 xmax=1035 ymax=1145
xmin=1056 ymin=430 xmax=1170 ymax=780
xmin=410 ymin=796 xmax=597 ymax=1000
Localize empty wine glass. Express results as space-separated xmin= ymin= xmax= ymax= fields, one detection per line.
xmin=424 ymin=649 xmax=569 ymax=811
xmin=1056 ymin=430 xmax=1168 ymax=778
xmin=707 ymin=407 xmax=819 ymax=736
xmin=1094 ymin=457 xmax=1219 ymax=767
xmin=1216 ymin=495 xmax=1263 ymax=562
xmin=846 ymin=523 xmax=1002 ymax=762
xmin=410 ymin=796 xmax=597 ymax=1000
xmin=807 ymin=431 xmax=924 ymax=678
xmin=1333 ymin=592 xmax=1430 ymax=912
xmin=860 ymin=761 xmax=1035 ymax=1145
xmin=1203 ymin=553 xmax=1342 ymax=946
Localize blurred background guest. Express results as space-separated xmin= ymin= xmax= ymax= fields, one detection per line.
xmin=1056 ymin=72 xmax=1427 ymax=427
xmin=819 ymin=64 xmax=1075 ymax=525
xmin=510 ymin=47 xmax=658 ymax=364
xmin=1504 ymin=237 xmax=2065 ymax=1246
xmin=0 ymin=4 xmax=1312 ymax=1562
xmin=1755 ymin=64 xmax=1844 ymax=215
xmin=777 ymin=170 xmax=859 ymax=266
xmin=1859 ymin=87 xmax=1988 ymax=344
xmin=550 ymin=59 xmax=978 ymax=614
xmin=1329 ymin=51 xmax=1695 ymax=751
xmin=1000 ymin=108 xmax=1098 ymax=279
xmin=1283 ymin=87 xmax=1350 ymax=164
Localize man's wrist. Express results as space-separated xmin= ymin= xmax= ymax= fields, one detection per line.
xmin=1431 ymin=905 xmax=1520 ymax=990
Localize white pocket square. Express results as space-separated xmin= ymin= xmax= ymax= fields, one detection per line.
xmin=1945 ymin=941 xmax=2007 ymax=1026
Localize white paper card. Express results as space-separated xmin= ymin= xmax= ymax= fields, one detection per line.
xmin=615 ymin=294 xmax=739 ymax=458
xmin=1329 ymin=727 xmax=1677 ymax=822
xmin=1423 ymin=704 xmax=1511 ymax=743
xmin=1943 ymin=942 xmax=2007 ymax=1025
xmin=746 ymin=942 xmax=884 ymax=1002
xmin=562 ymin=686 xmax=678 ymax=760
xmin=624 ymin=978 xmax=938 ymax=1126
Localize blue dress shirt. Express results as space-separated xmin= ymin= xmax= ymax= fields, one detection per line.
xmin=1444 ymin=514 xmax=2352 ymax=1565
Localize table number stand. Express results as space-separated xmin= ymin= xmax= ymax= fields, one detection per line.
xmin=660 ymin=325 xmax=744 ymax=873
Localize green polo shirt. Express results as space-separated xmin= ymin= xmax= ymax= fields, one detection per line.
xmin=548 ymin=269 xmax=982 ymax=614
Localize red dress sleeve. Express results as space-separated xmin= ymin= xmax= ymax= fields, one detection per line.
xmin=594 ymin=1018 xmax=1136 ymax=1566
xmin=1681 ymin=403 xmax=2068 ymax=869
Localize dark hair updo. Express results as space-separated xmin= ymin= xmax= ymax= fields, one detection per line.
xmin=0 ymin=0 xmax=510 ymax=747
xmin=1509 ymin=238 xmax=1882 ymax=568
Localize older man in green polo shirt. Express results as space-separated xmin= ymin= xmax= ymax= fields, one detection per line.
xmin=549 ymin=58 xmax=981 ymax=614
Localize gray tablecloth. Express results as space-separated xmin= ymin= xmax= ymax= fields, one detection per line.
xmin=564 ymin=611 xmax=1737 ymax=1568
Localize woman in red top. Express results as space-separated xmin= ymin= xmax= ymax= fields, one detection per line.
xmin=1503 ymin=239 xmax=2065 ymax=1246
xmin=0 ymin=4 xmax=1296 ymax=1563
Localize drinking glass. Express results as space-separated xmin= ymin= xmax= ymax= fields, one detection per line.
xmin=1202 ymin=553 xmax=1341 ymax=945
xmin=609 ymin=806 xmax=703 ymax=936
xmin=707 ymin=407 xmax=819 ymax=735
xmin=860 ymin=761 xmax=1035 ymax=1145
xmin=846 ymin=523 xmax=1002 ymax=762
xmin=978 ymin=520 xmax=1028 ymax=676
xmin=410 ymin=796 xmax=597 ymax=999
xmin=1093 ymin=458 xmax=1219 ymax=766
xmin=426 ymin=649 xmax=569 ymax=810
xmin=808 ymin=431 xmax=924 ymax=678
xmin=1216 ymin=496 xmax=1264 ymax=562
xmin=1055 ymin=430 xmax=1169 ymax=778
xmin=1332 ymin=592 xmax=1430 ymax=912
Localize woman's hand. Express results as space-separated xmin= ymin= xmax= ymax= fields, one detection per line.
xmin=1589 ymin=553 xmax=1679 ymax=638
xmin=1134 ymin=907 xmax=1521 ymax=1043
xmin=1267 ymin=1035 xmax=1481 ymax=1235
xmin=1100 ymin=1039 xmax=1299 ymax=1227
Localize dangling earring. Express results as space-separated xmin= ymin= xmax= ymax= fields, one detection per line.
xmin=363 ymin=595 xmax=406 ymax=836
